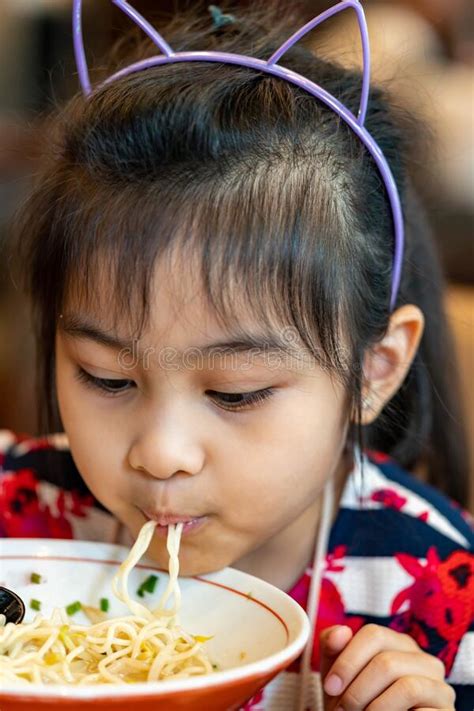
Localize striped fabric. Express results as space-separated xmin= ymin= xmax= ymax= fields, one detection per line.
xmin=1 ymin=431 xmax=473 ymax=710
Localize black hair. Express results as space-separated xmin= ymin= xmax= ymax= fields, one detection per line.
xmin=12 ymin=3 xmax=469 ymax=505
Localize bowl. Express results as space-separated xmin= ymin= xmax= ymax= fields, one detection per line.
xmin=0 ymin=538 xmax=310 ymax=711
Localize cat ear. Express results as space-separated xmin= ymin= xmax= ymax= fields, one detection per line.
xmin=73 ymin=0 xmax=174 ymax=96
xmin=266 ymin=0 xmax=370 ymax=126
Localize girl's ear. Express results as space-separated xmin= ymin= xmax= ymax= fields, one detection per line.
xmin=358 ymin=305 xmax=425 ymax=425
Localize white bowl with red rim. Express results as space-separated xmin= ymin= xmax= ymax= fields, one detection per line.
xmin=0 ymin=538 xmax=310 ymax=711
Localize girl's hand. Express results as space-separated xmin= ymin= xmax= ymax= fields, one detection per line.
xmin=319 ymin=623 xmax=456 ymax=711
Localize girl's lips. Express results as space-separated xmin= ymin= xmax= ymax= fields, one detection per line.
xmin=142 ymin=511 xmax=209 ymax=537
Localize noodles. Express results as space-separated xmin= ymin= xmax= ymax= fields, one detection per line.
xmin=0 ymin=522 xmax=213 ymax=685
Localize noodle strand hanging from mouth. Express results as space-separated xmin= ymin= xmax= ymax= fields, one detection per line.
xmin=0 ymin=522 xmax=213 ymax=685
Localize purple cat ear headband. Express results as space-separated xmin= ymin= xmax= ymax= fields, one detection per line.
xmin=73 ymin=0 xmax=404 ymax=310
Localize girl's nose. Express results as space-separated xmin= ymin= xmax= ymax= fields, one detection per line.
xmin=127 ymin=410 xmax=205 ymax=480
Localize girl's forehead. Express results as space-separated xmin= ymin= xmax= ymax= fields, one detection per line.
xmin=63 ymin=253 xmax=292 ymax=352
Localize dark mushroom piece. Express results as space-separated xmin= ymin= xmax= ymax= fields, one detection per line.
xmin=0 ymin=586 xmax=26 ymax=624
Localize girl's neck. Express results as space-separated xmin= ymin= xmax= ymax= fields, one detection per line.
xmin=233 ymin=450 xmax=354 ymax=591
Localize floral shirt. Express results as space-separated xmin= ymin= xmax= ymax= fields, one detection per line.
xmin=1 ymin=430 xmax=473 ymax=710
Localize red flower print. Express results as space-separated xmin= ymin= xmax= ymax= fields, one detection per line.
xmin=326 ymin=545 xmax=348 ymax=573
xmin=391 ymin=546 xmax=474 ymax=674
xmin=0 ymin=469 xmax=94 ymax=539
xmin=438 ymin=640 xmax=460 ymax=674
xmin=437 ymin=549 xmax=474 ymax=602
xmin=56 ymin=489 xmax=94 ymax=519
xmin=366 ymin=450 xmax=392 ymax=464
xmin=0 ymin=469 xmax=57 ymax=537
xmin=389 ymin=612 xmax=429 ymax=649
xmin=289 ymin=571 xmax=311 ymax=610
xmin=370 ymin=488 xmax=407 ymax=511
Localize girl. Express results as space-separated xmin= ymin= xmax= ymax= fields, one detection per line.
xmin=2 ymin=2 xmax=473 ymax=709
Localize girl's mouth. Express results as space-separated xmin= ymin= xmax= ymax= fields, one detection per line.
xmin=142 ymin=510 xmax=209 ymax=537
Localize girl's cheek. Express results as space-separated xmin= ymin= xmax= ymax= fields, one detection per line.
xmin=56 ymin=376 xmax=124 ymax=499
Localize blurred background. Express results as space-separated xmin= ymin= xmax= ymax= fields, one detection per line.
xmin=0 ymin=0 xmax=472 ymax=506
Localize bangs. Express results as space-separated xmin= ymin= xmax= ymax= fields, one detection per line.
xmin=56 ymin=153 xmax=356 ymax=378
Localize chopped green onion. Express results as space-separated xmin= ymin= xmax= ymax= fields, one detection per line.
xmin=30 ymin=572 xmax=42 ymax=584
xmin=136 ymin=574 xmax=159 ymax=597
xmin=100 ymin=597 xmax=109 ymax=613
xmin=30 ymin=599 xmax=41 ymax=611
xmin=142 ymin=574 xmax=158 ymax=593
xmin=66 ymin=601 xmax=82 ymax=616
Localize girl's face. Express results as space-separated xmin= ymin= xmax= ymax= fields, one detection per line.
xmin=55 ymin=256 xmax=351 ymax=585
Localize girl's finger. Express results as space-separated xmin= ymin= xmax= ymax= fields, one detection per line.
xmin=323 ymin=623 xmax=418 ymax=697
xmin=365 ymin=676 xmax=456 ymax=711
xmin=336 ymin=650 xmax=446 ymax=711
xmin=319 ymin=625 xmax=353 ymax=682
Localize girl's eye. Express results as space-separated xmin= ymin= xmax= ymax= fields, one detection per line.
xmin=206 ymin=388 xmax=274 ymax=411
xmin=75 ymin=368 xmax=136 ymax=397
xmin=75 ymin=368 xmax=273 ymax=410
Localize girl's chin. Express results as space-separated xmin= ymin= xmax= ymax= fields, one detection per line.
xmin=144 ymin=537 xmax=232 ymax=577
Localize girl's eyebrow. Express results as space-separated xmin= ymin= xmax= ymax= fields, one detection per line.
xmin=58 ymin=313 xmax=298 ymax=357
xmin=59 ymin=314 xmax=136 ymax=352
